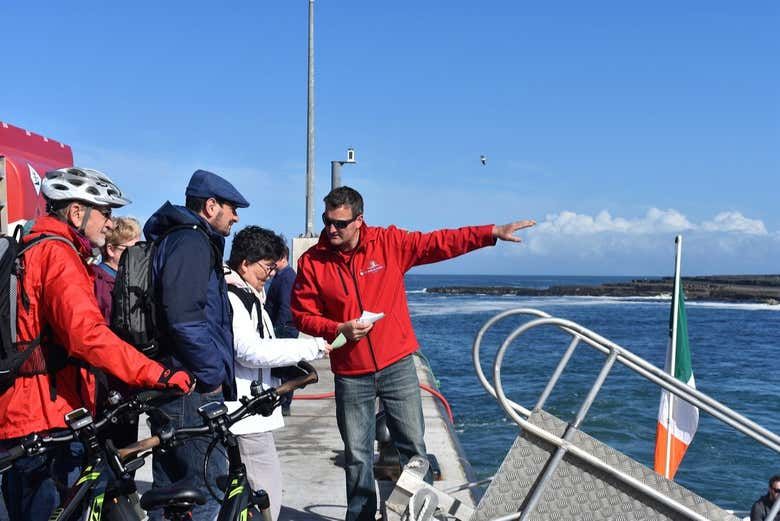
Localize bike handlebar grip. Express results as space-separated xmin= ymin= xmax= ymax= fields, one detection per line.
xmin=117 ymin=436 xmax=161 ymax=461
xmin=0 ymin=445 xmax=26 ymax=469
xmin=276 ymin=362 xmax=319 ymax=396
xmin=135 ymin=388 xmax=184 ymax=404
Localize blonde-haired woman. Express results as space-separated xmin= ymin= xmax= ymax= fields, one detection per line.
xmin=92 ymin=216 xmax=143 ymax=453
xmin=93 ymin=216 xmax=141 ymax=318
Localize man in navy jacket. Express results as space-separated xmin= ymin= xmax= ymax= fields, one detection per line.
xmin=144 ymin=169 xmax=249 ymax=520
xmin=266 ymin=243 xmax=299 ymax=415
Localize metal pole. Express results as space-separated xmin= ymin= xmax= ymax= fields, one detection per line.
xmin=304 ymin=0 xmax=315 ymax=237
xmin=664 ymin=235 xmax=683 ymax=478
xmin=331 ymin=161 xmax=342 ymax=191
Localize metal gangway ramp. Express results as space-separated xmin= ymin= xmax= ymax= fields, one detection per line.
xmin=388 ymin=308 xmax=780 ymax=521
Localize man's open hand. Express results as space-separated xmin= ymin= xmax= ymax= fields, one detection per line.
xmin=492 ymin=220 xmax=536 ymax=243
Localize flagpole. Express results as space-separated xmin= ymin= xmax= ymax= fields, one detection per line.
xmin=665 ymin=234 xmax=683 ymax=478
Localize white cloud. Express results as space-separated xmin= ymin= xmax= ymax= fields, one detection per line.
xmin=700 ymin=211 xmax=768 ymax=235
xmin=535 ymin=208 xmax=695 ymax=235
xmin=513 ymin=208 xmax=778 ymax=273
xmin=533 ymin=208 xmax=767 ymax=236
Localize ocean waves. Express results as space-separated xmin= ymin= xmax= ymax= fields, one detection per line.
xmin=408 ymin=294 xmax=780 ymax=316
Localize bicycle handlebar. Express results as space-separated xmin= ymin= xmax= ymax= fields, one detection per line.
xmin=0 ymin=388 xmax=186 ymax=470
xmin=275 ymin=360 xmax=319 ymax=396
xmin=118 ymin=362 xmax=319 ymax=461
xmin=2 ymin=363 xmax=318 ymax=468
xmin=0 ymin=445 xmax=26 ymax=470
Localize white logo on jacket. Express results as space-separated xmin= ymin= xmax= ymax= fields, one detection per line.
xmin=360 ymin=260 xmax=385 ymax=276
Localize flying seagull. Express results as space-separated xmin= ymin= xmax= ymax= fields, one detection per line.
xmin=480 ymin=155 xmax=487 ymax=165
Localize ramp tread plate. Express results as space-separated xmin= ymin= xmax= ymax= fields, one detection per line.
xmin=473 ymin=410 xmax=738 ymax=521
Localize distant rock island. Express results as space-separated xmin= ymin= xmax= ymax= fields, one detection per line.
xmin=427 ymin=275 xmax=780 ymax=304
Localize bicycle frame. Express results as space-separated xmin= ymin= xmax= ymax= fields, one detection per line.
xmin=48 ymin=459 xmax=110 ymax=521
xmin=215 ymin=442 xmax=268 ymax=521
xmin=47 ymin=407 xmax=145 ymax=521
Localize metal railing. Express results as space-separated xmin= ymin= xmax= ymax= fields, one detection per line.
xmin=472 ymin=308 xmax=780 ymax=521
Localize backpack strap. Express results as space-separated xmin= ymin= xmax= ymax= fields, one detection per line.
xmin=157 ymin=224 xmax=223 ymax=273
xmin=12 ymin=233 xmax=82 ymax=400
xmin=227 ymin=284 xmax=264 ymax=338
xmin=17 ymin=234 xmax=80 ymax=311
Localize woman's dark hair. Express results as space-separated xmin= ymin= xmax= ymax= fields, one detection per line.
xmin=228 ymin=226 xmax=285 ymax=270
xmin=323 ymin=186 xmax=363 ymax=217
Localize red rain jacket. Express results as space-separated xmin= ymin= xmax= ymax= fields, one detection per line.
xmin=291 ymin=223 xmax=496 ymax=376
xmin=0 ymin=216 xmax=169 ymax=439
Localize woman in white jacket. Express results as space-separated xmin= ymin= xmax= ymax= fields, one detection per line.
xmin=224 ymin=226 xmax=331 ymax=521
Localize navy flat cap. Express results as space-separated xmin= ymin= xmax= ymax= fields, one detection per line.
xmin=185 ymin=169 xmax=250 ymax=208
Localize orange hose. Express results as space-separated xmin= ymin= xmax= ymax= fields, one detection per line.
xmin=293 ymin=392 xmax=335 ymax=400
xmin=294 ymin=384 xmax=455 ymax=423
xmin=418 ymin=383 xmax=455 ymax=423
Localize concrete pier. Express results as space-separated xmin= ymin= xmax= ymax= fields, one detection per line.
xmin=275 ymin=356 xmax=477 ymax=520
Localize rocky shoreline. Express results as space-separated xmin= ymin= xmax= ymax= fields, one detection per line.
xmin=426 ymin=275 xmax=780 ymax=304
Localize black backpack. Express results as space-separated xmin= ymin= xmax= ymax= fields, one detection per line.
xmin=110 ymin=224 xmax=218 ymax=358
xmin=0 ymin=226 xmax=79 ymax=393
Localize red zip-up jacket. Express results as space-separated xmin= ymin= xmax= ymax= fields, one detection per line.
xmin=0 ymin=216 xmax=172 ymax=440
xmin=291 ymin=222 xmax=496 ymax=376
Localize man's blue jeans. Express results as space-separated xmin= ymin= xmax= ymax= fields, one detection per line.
xmin=149 ymin=388 xmax=228 ymax=521
xmin=335 ymin=355 xmax=430 ymax=521
xmin=1 ymin=440 xmax=84 ymax=521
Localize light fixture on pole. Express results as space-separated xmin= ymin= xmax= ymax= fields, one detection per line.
xmin=331 ymin=147 xmax=356 ymax=190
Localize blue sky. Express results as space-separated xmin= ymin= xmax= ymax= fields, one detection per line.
xmin=3 ymin=1 xmax=778 ymax=275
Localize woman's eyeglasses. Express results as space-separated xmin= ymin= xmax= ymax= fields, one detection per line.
xmin=256 ymin=261 xmax=277 ymax=275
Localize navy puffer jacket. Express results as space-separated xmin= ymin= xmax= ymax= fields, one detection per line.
xmin=144 ymin=202 xmax=236 ymax=399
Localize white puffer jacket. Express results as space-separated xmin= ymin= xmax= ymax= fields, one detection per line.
xmin=224 ymin=267 xmax=327 ymax=435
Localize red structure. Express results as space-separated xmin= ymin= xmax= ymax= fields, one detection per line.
xmin=0 ymin=121 xmax=74 ymax=234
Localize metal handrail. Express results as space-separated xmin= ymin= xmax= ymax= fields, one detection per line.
xmin=472 ymin=309 xmax=780 ymax=520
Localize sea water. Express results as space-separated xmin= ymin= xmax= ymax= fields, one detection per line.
xmin=406 ymin=274 xmax=780 ymax=513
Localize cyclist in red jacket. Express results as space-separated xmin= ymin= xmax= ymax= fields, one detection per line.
xmin=291 ymin=186 xmax=535 ymax=521
xmin=0 ymin=167 xmax=193 ymax=521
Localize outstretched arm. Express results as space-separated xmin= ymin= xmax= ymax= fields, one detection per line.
xmin=492 ymin=220 xmax=536 ymax=243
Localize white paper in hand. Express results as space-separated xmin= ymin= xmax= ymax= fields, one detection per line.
xmin=358 ymin=310 xmax=384 ymax=324
xmin=332 ymin=311 xmax=384 ymax=350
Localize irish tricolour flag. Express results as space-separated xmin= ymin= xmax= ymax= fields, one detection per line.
xmin=654 ymin=281 xmax=699 ymax=479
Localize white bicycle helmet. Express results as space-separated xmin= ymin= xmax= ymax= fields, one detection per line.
xmin=42 ymin=167 xmax=131 ymax=208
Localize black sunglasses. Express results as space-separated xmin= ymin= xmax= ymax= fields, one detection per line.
xmin=774 ymin=488 xmax=780 ymax=494
xmin=215 ymin=198 xmax=238 ymax=213
xmin=322 ymin=212 xmax=360 ymax=230
xmin=94 ymin=206 xmax=112 ymax=219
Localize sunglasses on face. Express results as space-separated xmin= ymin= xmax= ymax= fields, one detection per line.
xmin=322 ymin=212 xmax=360 ymax=230
xmin=94 ymin=206 xmax=112 ymax=219
xmin=215 ymin=199 xmax=238 ymax=214
xmin=774 ymin=488 xmax=780 ymax=494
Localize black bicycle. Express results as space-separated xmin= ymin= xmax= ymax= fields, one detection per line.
xmin=0 ymin=360 xmax=318 ymax=521
xmin=0 ymin=387 xmax=181 ymax=521
xmin=119 ymin=360 xmax=319 ymax=521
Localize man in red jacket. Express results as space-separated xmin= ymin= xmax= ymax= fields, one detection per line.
xmin=291 ymin=186 xmax=535 ymax=521
xmin=0 ymin=167 xmax=193 ymax=521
